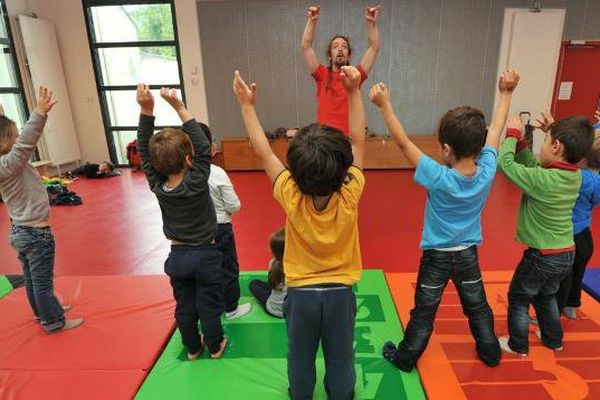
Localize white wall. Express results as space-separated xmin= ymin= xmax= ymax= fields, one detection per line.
xmin=4 ymin=0 xmax=210 ymax=164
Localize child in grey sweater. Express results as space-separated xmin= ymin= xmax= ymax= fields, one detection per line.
xmin=0 ymin=86 xmax=83 ymax=333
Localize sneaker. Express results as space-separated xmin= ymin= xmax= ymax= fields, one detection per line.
xmin=225 ymin=303 xmax=252 ymax=320
xmin=48 ymin=318 xmax=84 ymax=334
xmin=210 ymin=337 xmax=228 ymax=359
xmin=34 ymin=305 xmax=73 ymax=323
xmin=534 ymin=330 xmax=563 ymax=351
xmin=562 ymin=307 xmax=577 ymax=320
xmin=382 ymin=341 xmax=414 ymax=372
xmin=498 ymin=336 xmax=527 ymax=357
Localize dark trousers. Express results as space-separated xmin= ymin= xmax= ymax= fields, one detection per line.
xmin=285 ymin=285 xmax=356 ymax=400
xmin=164 ymin=245 xmax=225 ymax=354
xmin=508 ymin=248 xmax=574 ymax=354
xmin=393 ymin=247 xmax=499 ymax=370
xmin=216 ymin=223 xmax=240 ymax=312
xmin=557 ymin=229 xmax=593 ymax=311
xmin=249 ymin=279 xmax=277 ymax=317
xmin=9 ymin=226 xmax=65 ymax=332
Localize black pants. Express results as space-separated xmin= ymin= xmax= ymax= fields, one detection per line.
xmin=557 ymin=228 xmax=593 ymax=311
xmin=164 ymin=244 xmax=224 ymax=354
xmin=508 ymin=248 xmax=574 ymax=353
xmin=392 ymin=247 xmax=500 ymax=370
xmin=216 ymin=223 xmax=240 ymax=313
xmin=285 ymin=285 xmax=356 ymax=400
xmin=249 ymin=279 xmax=279 ymax=317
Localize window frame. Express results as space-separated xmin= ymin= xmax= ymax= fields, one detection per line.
xmin=82 ymin=0 xmax=186 ymax=164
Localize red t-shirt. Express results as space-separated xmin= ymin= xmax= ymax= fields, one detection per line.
xmin=311 ymin=64 xmax=368 ymax=135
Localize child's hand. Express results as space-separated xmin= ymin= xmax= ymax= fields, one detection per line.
xmin=340 ymin=66 xmax=361 ymax=93
xmin=365 ymin=5 xmax=381 ymax=22
xmin=532 ymin=111 xmax=554 ymax=132
xmin=498 ymin=68 xmax=520 ymax=94
xmin=136 ymin=84 xmax=154 ymax=115
xmin=506 ymin=115 xmax=524 ymax=136
xmin=594 ymin=110 xmax=600 ymax=124
xmin=34 ymin=86 xmax=58 ymax=116
xmin=306 ymin=6 xmax=320 ymax=22
xmin=160 ymin=87 xmax=185 ymax=111
xmin=368 ymin=82 xmax=390 ymax=108
xmin=233 ymin=70 xmax=257 ymax=106
xmin=0 ymin=103 xmax=4 ymax=116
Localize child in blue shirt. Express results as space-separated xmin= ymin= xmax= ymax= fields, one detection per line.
xmin=557 ymin=130 xmax=600 ymax=319
xmin=370 ymin=69 xmax=520 ymax=371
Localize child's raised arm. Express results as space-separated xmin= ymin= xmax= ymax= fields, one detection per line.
xmin=369 ymin=82 xmax=422 ymax=167
xmin=486 ymin=68 xmax=520 ymax=150
xmin=340 ymin=66 xmax=365 ymax=169
xmin=233 ymin=70 xmax=285 ymax=182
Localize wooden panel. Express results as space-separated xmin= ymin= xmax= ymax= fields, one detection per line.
xmin=221 ymin=136 xmax=441 ymax=171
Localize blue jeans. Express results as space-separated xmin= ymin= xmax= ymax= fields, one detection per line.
xmin=392 ymin=247 xmax=499 ymax=370
xmin=284 ymin=285 xmax=356 ymax=400
xmin=508 ymin=248 xmax=574 ymax=353
xmin=9 ymin=225 xmax=65 ymax=332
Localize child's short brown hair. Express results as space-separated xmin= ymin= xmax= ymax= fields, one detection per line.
xmin=437 ymin=106 xmax=487 ymax=160
xmin=549 ymin=116 xmax=594 ymax=165
xmin=268 ymin=227 xmax=285 ymax=289
xmin=0 ymin=116 xmax=18 ymax=155
xmin=148 ymin=128 xmax=193 ymax=175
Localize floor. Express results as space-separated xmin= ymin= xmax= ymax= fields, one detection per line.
xmin=1 ymin=168 xmax=599 ymax=276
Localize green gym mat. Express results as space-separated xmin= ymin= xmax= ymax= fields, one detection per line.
xmin=0 ymin=276 xmax=13 ymax=300
xmin=136 ymin=270 xmax=425 ymax=400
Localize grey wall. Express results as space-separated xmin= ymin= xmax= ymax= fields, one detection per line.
xmin=198 ymin=0 xmax=600 ymax=139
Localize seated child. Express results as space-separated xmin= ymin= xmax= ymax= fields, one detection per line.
xmin=202 ymin=123 xmax=251 ymax=319
xmin=136 ymin=84 xmax=227 ymax=360
xmin=372 ymin=68 xmax=520 ymax=371
xmin=249 ymin=227 xmax=286 ymax=318
xmin=0 ymin=87 xmax=83 ymax=333
xmin=498 ymin=112 xmax=594 ymax=356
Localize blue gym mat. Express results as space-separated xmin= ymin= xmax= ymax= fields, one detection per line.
xmin=583 ymin=268 xmax=600 ymax=302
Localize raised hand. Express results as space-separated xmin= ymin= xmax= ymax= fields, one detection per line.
xmin=136 ymin=84 xmax=154 ymax=115
xmin=306 ymin=6 xmax=320 ymax=22
xmin=365 ymin=5 xmax=381 ymax=22
xmin=340 ymin=65 xmax=361 ymax=93
xmin=506 ymin=115 xmax=525 ymax=136
xmin=34 ymin=86 xmax=58 ymax=116
xmin=160 ymin=87 xmax=185 ymax=111
xmin=532 ymin=111 xmax=554 ymax=132
xmin=233 ymin=70 xmax=257 ymax=106
xmin=498 ymin=68 xmax=520 ymax=94
xmin=368 ymin=82 xmax=390 ymax=108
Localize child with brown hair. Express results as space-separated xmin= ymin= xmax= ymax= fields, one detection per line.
xmin=0 ymin=87 xmax=83 ymax=333
xmin=136 ymin=84 xmax=226 ymax=360
xmin=249 ymin=227 xmax=286 ymax=318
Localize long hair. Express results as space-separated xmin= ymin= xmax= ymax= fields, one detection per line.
xmin=325 ymin=35 xmax=351 ymax=93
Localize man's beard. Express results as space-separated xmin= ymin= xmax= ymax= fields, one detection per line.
xmin=333 ymin=55 xmax=349 ymax=68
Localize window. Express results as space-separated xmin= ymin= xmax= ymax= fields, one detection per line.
xmin=82 ymin=0 xmax=185 ymax=164
xmin=0 ymin=0 xmax=29 ymax=130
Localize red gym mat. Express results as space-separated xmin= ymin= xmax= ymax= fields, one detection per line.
xmin=0 ymin=275 xmax=175 ymax=399
xmin=0 ymin=370 xmax=145 ymax=400
xmin=386 ymin=271 xmax=600 ymax=400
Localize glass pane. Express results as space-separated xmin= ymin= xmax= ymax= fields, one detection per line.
xmin=111 ymin=130 xmax=137 ymax=164
xmin=91 ymin=4 xmax=174 ymax=43
xmin=98 ymin=46 xmax=179 ymax=86
xmin=0 ymin=6 xmax=8 ymax=39
xmin=0 ymin=45 xmax=19 ymax=87
xmin=105 ymin=89 xmax=182 ymax=127
xmin=0 ymin=93 xmax=26 ymax=128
